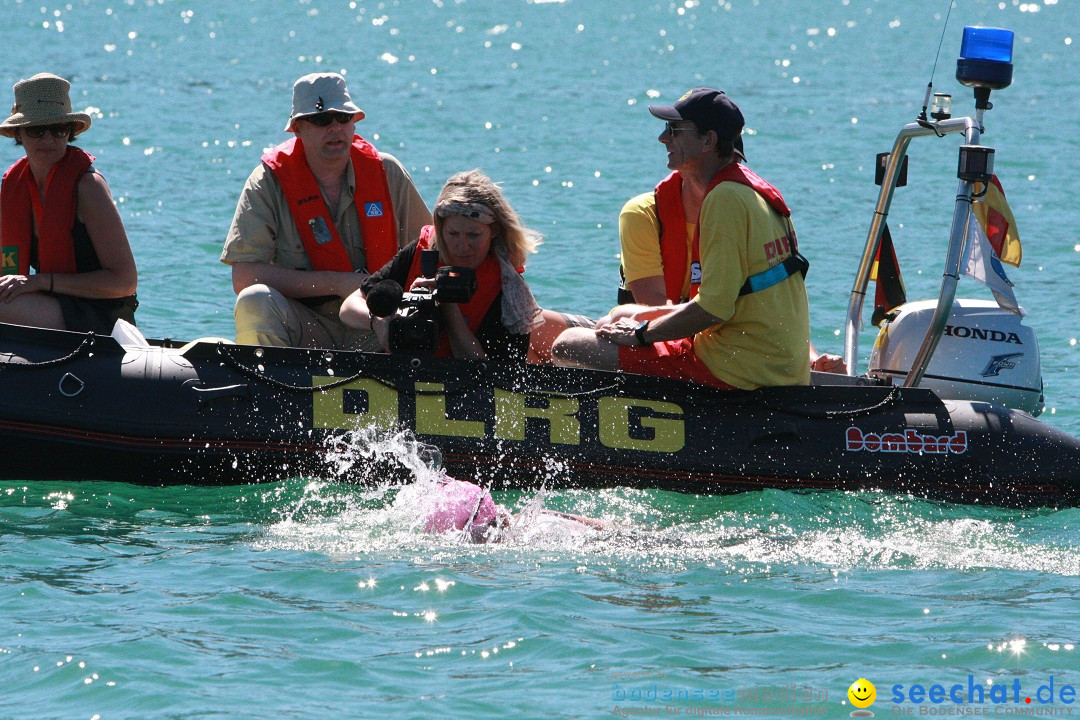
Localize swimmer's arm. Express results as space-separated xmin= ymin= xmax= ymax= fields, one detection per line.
xmin=540 ymin=509 xmax=609 ymax=530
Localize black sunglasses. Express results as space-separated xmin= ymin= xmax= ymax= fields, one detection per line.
xmin=22 ymin=123 xmax=72 ymax=139
xmin=664 ymin=121 xmax=698 ymax=136
xmin=303 ymin=112 xmax=355 ymax=127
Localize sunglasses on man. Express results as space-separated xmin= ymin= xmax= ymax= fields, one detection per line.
xmin=303 ymin=112 xmax=355 ymax=127
xmin=22 ymin=123 xmax=72 ymax=139
xmin=664 ymin=121 xmax=698 ymax=136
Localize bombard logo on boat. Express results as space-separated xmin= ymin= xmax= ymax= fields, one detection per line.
xmin=845 ymin=427 xmax=968 ymax=454
xmin=2 ymin=246 xmax=17 ymax=273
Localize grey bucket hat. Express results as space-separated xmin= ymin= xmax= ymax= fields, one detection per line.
xmin=284 ymin=72 xmax=365 ymax=132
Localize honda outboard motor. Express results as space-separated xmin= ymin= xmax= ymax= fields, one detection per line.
xmin=869 ymin=299 xmax=1043 ymax=414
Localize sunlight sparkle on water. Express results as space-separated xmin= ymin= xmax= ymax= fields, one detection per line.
xmin=990 ymin=638 xmax=1028 ymax=656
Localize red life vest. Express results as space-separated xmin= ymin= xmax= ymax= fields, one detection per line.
xmin=1 ymin=146 xmax=94 ymax=275
xmin=405 ymin=225 xmax=503 ymax=358
xmin=653 ymin=171 xmax=697 ymax=302
xmin=692 ymin=162 xmax=807 ymax=296
xmin=262 ymin=136 xmax=397 ymax=274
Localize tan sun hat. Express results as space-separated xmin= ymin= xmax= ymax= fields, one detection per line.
xmin=284 ymin=72 xmax=365 ymax=132
xmin=0 ymin=73 xmax=92 ymax=139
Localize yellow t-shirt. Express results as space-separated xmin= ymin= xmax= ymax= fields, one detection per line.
xmin=618 ymin=192 xmax=695 ymax=300
xmin=692 ymin=181 xmax=811 ymax=389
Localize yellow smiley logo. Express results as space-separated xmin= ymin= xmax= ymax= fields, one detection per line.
xmin=848 ymin=678 xmax=877 ymax=709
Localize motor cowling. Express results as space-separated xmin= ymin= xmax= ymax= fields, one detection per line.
xmin=869 ymin=299 xmax=1043 ymax=415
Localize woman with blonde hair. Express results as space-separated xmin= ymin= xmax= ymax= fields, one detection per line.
xmin=431 ymin=169 xmax=540 ymax=268
xmin=341 ymin=170 xmax=543 ymax=361
xmin=0 ymin=73 xmax=138 ymax=332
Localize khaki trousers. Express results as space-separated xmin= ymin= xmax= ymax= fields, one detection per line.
xmin=233 ymin=284 xmax=381 ymax=351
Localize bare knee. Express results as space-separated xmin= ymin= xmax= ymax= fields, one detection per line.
xmin=0 ymin=293 xmax=65 ymax=330
xmin=550 ymin=327 xmax=585 ymax=362
xmin=551 ymin=327 xmax=618 ymax=370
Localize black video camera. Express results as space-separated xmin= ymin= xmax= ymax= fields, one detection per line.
xmin=367 ymin=250 xmax=477 ymax=356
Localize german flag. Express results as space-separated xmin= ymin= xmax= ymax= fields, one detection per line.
xmin=870 ymin=223 xmax=906 ymax=323
xmin=973 ymin=175 xmax=1022 ymax=267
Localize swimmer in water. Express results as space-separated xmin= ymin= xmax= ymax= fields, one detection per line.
xmin=423 ymin=477 xmax=609 ymax=543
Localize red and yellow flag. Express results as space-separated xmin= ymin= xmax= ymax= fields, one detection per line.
xmin=870 ymin=223 xmax=906 ymax=320
xmin=973 ymin=175 xmax=1022 ymax=267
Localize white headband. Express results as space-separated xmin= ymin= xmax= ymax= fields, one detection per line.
xmin=435 ymin=201 xmax=496 ymax=225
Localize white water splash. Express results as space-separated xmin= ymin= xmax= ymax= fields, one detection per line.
xmin=255 ymin=428 xmax=1080 ymax=576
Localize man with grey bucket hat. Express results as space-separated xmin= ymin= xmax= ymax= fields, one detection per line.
xmin=221 ymin=72 xmax=429 ymax=349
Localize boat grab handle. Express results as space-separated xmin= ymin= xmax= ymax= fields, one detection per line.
xmin=191 ymin=383 xmax=252 ymax=408
xmin=58 ymin=372 xmax=85 ymax=397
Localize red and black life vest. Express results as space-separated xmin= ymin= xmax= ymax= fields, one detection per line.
xmin=262 ymin=136 xmax=397 ymax=274
xmin=1 ymin=146 xmax=94 ymax=275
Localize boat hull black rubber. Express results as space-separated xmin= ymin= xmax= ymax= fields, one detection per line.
xmin=1 ymin=323 xmax=1077 ymax=507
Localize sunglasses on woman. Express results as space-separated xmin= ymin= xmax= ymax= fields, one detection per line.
xmin=303 ymin=112 xmax=355 ymax=127
xmin=22 ymin=123 xmax=72 ymax=139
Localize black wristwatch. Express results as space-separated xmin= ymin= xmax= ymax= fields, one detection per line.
xmin=634 ymin=320 xmax=650 ymax=346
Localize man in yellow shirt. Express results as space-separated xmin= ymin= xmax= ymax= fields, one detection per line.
xmin=615 ymin=114 xmax=842 ymax=373
xmin=617 ymin=135 xmax=744 ymax=306
xmin=553 ymin=88 xmax=812 ymax=390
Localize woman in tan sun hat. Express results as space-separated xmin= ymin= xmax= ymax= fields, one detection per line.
xmin=0 ymin=72 xmax=137 ymax=333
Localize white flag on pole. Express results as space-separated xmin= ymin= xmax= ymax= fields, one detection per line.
xmin=962 ymin=211 xmax=1023 ymax=317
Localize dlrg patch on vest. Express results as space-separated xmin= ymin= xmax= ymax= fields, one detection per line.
xmin=309 ymin=217 xmax=333 ymax=245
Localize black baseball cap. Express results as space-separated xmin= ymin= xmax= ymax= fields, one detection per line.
xmin=649 ymin=88 xmax=746 ymax=156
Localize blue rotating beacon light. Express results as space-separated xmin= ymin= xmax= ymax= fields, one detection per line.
xmin=954 ymin=27 xmax=1013 ymax=180
xmin=956 ymin=26 xmax=1014 ymax=110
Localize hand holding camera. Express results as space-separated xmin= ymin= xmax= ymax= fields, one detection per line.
xmin=366 ymin=255 xmax=477 ymax=355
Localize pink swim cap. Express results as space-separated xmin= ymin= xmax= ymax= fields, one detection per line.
xmin=423 ymin=479 xmax=498 ymax=534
